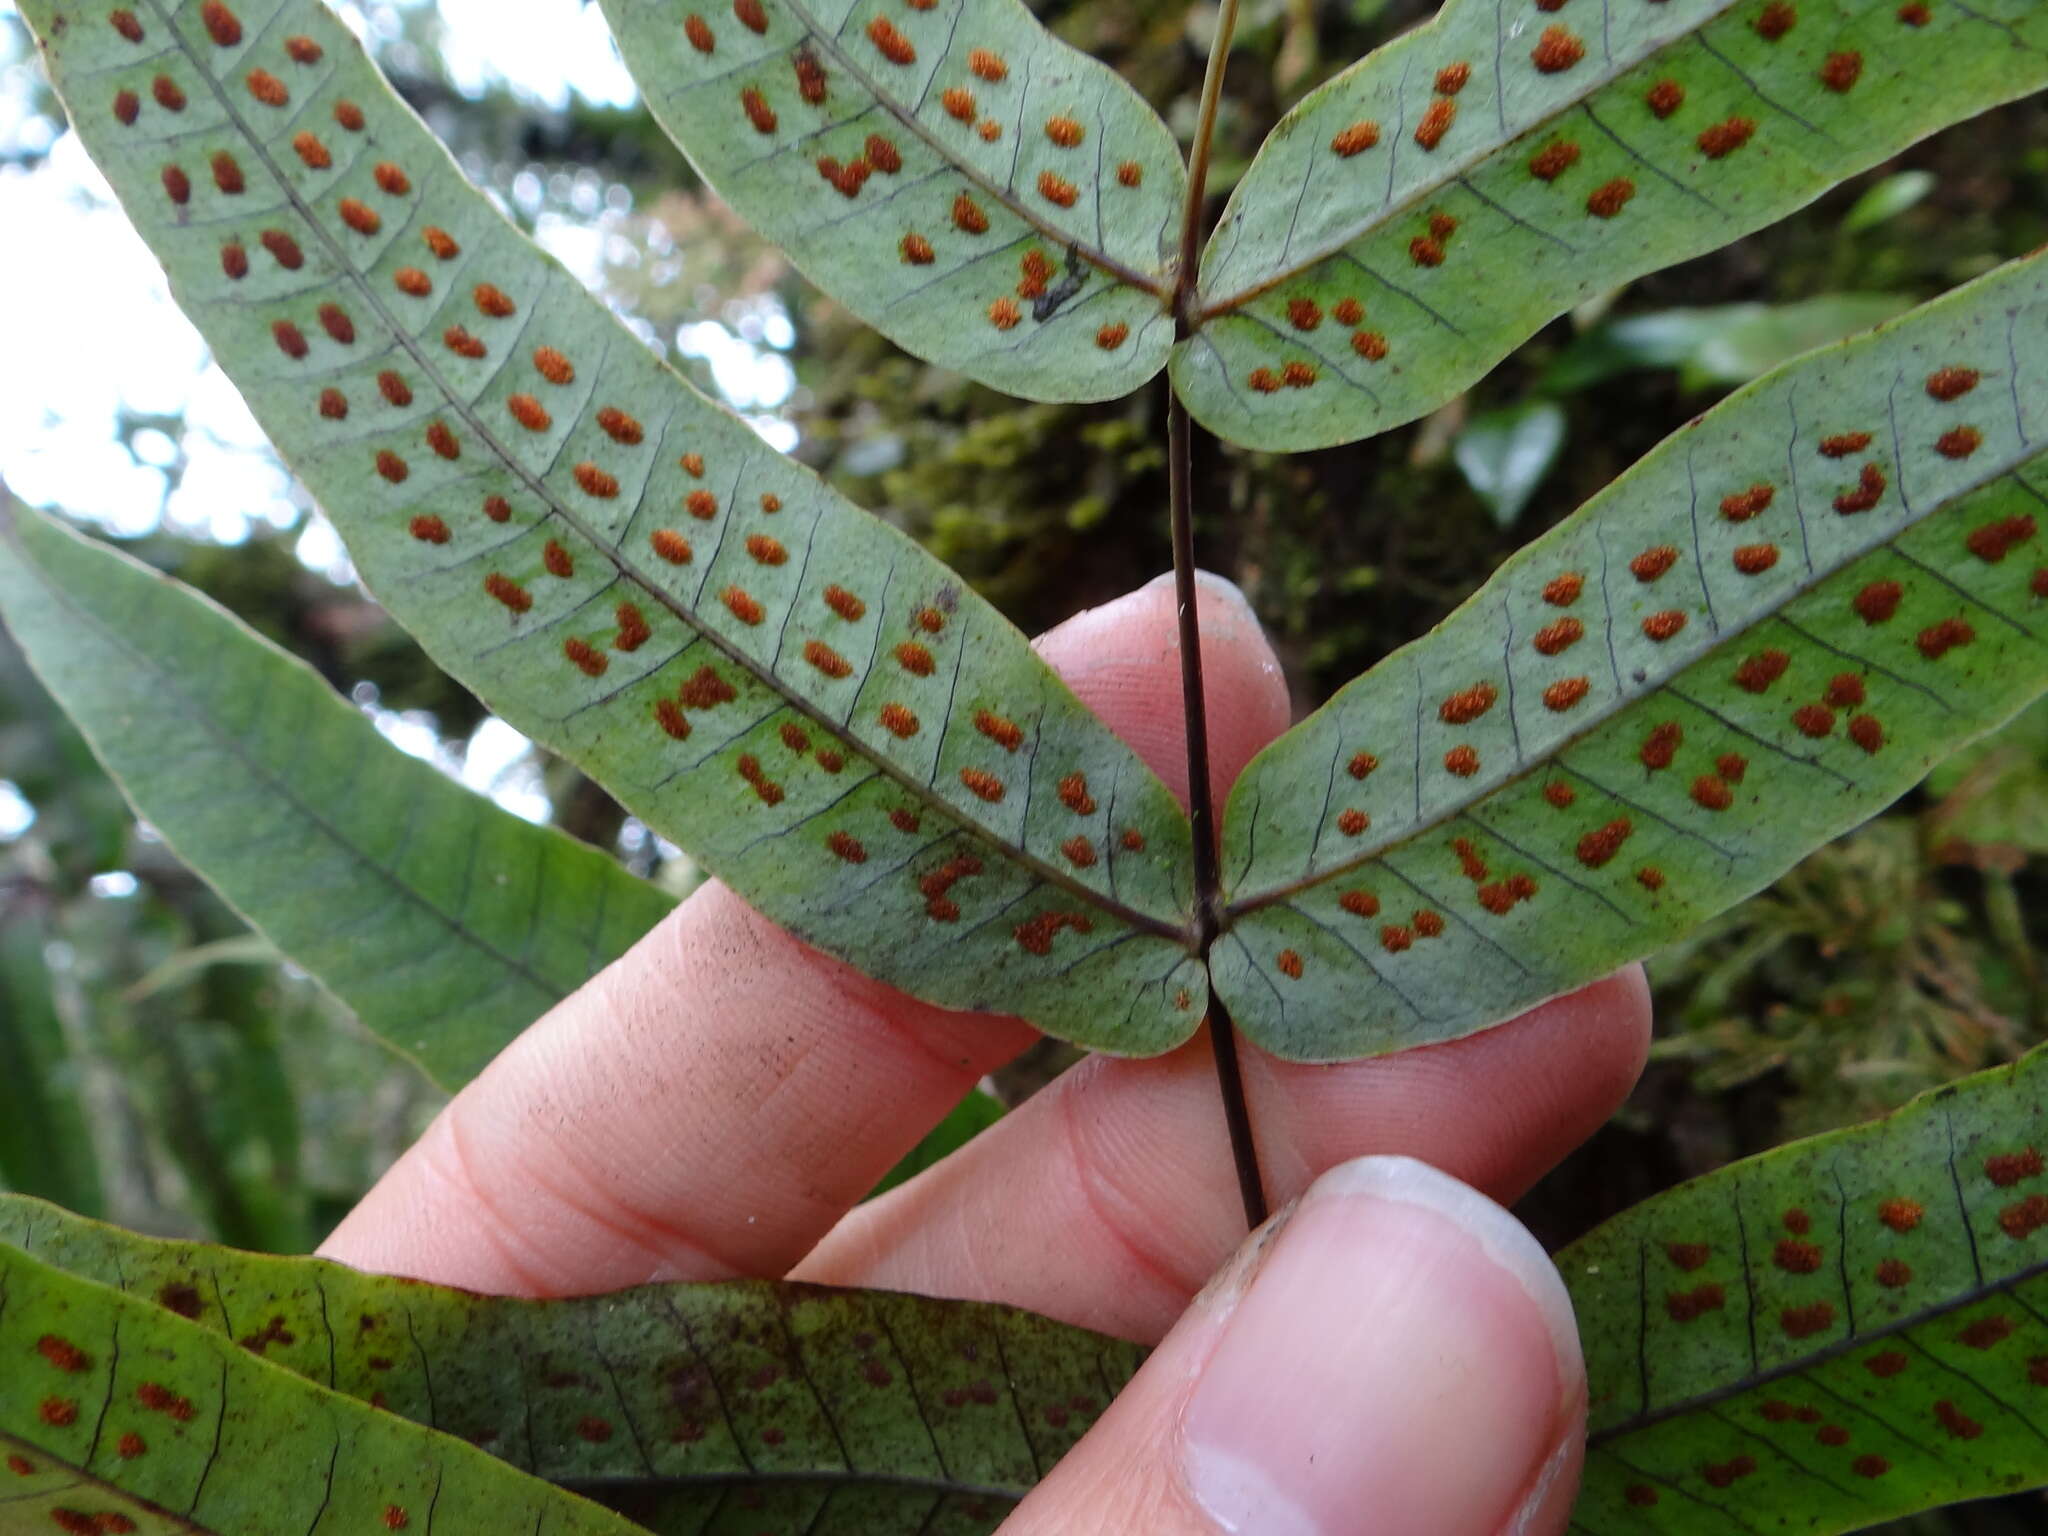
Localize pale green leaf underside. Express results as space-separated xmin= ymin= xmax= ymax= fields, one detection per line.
xmin=0 ymin=1241 xmax=642 ymax=1536
xmin=1174 ymin=0 xmax=2048 ymax=451
xmin=1215 ymin=249 xmax=2048 ymax=1061
xmin=0 ymin=1196 xmax=1145 ymax=1535
xmin=598 ymin=0 xmax=1183 ymax=403
xmin=1561 ymin=1044 xmax=2048 ymax=1533
xmin=0 ymin=493 xmax=674 ymax=1091
xmin=21 ymin=0 xmax=1205 ymax=1055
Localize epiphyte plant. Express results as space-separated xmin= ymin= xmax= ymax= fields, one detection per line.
xmin=0 ymin=0 xmax=2046 ymax=1530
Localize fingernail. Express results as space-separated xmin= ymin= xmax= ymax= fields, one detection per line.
xmin=1041 ymin=569 xmax=1261 ymax=667
xmin=1504 ymin=1421 xmax=1586 ymax=1536
xmin=1140 ymin=567 xmax=1257 ymax=622
xmin=1177 ymin=1156 xmax=1584 ymax=1536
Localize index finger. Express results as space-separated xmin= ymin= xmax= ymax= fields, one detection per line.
xmin=317 ymin=573 xmax=1292 ymax=1296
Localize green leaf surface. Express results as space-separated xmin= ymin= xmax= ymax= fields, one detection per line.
xmin=1562 ymin=1044 xmax=2048 ymax=1532
xmin=1172 ymin=0 xmax=2048 ymax=450
xmin=0 ymin=1240 xmax=644 ymax=1536
xmin=596 ymin=0 xmax=1185 ymax=403
xmin=0 ymin=1196 xmax=1146 ymax=1534
xmin=19 ymin=0 xmax=1206 ymax=1055
xmin=0 ymin=492 xmax=675 ymax=1091
xmin=1213 ymin=248 xmax=2048 ymax=1061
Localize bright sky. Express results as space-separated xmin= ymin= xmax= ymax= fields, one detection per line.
xmin=0 ymin=0 xmax=791 ymax=846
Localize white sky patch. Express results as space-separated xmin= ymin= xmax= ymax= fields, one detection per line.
xmin=677 ymin=319 xmax=797 ymax=412
xmin=536 ymin=212 xmax=609 ymax=287
xmin=365 ymin=702 xmax=458 ymax=773
xmin=294 ymin=511 xmax=358 ymax=586
xmin=0 ymin=0 xmax=649 ymax=537
xmin=745 ymin=413 xmax=800 ymax=453
xmin=0 ymin=1 xmax=797 ymax=534
xmin=460 ymin=718 xmax=553 ymax=824
xmin=346 ymin=690 xmax=553 ymax=826
xmin=0 ymin=780 xmax=36 ymax=841
xmin=433 ymin=0 xmax=639 ymax=108
xmin=0 ymin=133 xmax=237 ymax=534
xmin=0 ymin=1 xmax=795 ymax=836
xmin=616 ymin=816 xmax=682 ymax=864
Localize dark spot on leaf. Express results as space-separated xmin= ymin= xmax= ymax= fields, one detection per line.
xmin=1666 ymin=1283 xmax=1724 ymax=1321
xmin=1773 ymin=1239 xmax=1823 ymax=1273
xmin=1701 ymin=1455 xmax=1756 ymax=1487
xmin=158 ymin=1284 xmax=203 ymax=1318
xmin=1780 ymin=1302 xmax=1836 ymax=1338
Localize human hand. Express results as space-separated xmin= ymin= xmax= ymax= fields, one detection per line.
xmin=320 ymin=573 xmax=1649 ymax=1535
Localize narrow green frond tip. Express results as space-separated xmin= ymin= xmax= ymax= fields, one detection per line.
xmin=0 ymin=911 xmax=104 ymax=1216
xmin=1176 ymin=0 xmax=2048 ymax=450
xmin=1216 ymin=247 xmax=2048 ymax=1061
xmin=16 ymin=0 xmax=1204 ymax=1056
xmin=597 ymin=0 xmax=1185 ymax=403
xmin=1563 ymin=1043 xmax=2048 ymax=1533
xmin=0 ymin=1195 xmax=1146 ymax=1535
xmin=0 ymin=489 xmax=674 ymax=1090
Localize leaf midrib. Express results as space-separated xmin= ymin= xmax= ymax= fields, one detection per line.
xmin=1219 ymin=393 xmax=2042 ymax=916
xmin=1583 ymin=1249 xmax=2048 ymax=1451
xmin=143 ymin=0 xmax=1193 ymax=950
xmin=774 ymin=0 xmax=1174 ymax=300
xmin=0 ymin=501 xmax=573 ymax=1021
xmin=0 ymin=1431 xmax=210 ymax=1535
xmin=1191 ymin=0 xmax=1746 ymax=320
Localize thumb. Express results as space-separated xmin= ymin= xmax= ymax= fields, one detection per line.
xmin=999 ymin=1156 xmax=1588 ymax=1536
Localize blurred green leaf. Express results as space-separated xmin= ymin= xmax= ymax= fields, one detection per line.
xmin=120 ymin=933 xmax=278 ymax=1004
xmin=1842 ymin=171 xmax=1939 ymax=236
xmin=48 ymin=882 xmax=314 ymax=1253
xmin=1451 ymin=402 xmax=1566 ymax=529
xmin=1542 ymin=295 xmax=1917 ymax=395
xmin=0 ymin=495 xmax=675 ymax=1093
xmin=1924 ymin=696 xmax=2048 ymax=855
xmin=4 ymin=1193 xmax=1145 ymax=1536
xmin=1645 ymin=799 xmax=2041 ymax=1140
xmin=0 ymin=900 xmax=102 ymax=1217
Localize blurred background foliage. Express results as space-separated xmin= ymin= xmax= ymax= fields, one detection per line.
xmin=0 ymin=0 xmax=2044 ymax=1524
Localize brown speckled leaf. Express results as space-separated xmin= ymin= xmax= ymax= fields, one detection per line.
xmin=1176 ymin=0 xmax=2048 ymax=450
xmin=1 ymin=1196 xmax=1145 ymax=1535
xmin=0 ymin=1238 xmax=644 ymax=1536
xmin=1563 ymin=1045 xmax=2048 ymax=1532
xmin=595 ymin=0 xmax=1186 ymax=404
xmin=1214 ymin=249 xmax=2048 ymax=1062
